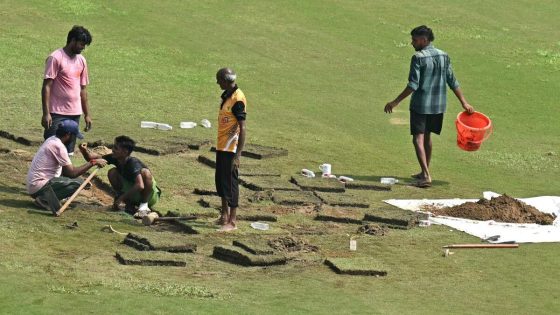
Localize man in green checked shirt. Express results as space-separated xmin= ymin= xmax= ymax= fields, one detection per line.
xmin=385 ymin=25 xmax=475 ymax=188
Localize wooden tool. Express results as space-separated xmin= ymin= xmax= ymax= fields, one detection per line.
xmin=55 ymin=168 xmax=99 ymax=217
xmin=142 ymin=212 xmax=197 ymax=226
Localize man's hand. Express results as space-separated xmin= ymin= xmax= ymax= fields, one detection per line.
xmin=384 ymin=101 xmax=399 ymax=114
xmin=79 ymin=143 xmax=88 ymax=154
xmin=462 ymin=103 xmax=475 ymax=114
xmin=41 ymin=114 xmax=52 ymax=129
xmin=84 ymin=115 xmax=92 ymax=131
xmin=95 ymin=159 xmax=108 ymax=168
xmin=232 ymin=155 xmax=240 ymax=170
xmin=113 ymin=196 xmax=124 ymax=211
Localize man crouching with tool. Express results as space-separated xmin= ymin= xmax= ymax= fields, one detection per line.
xmin=80 ymin=135 xmax=161 ymax=218
xmin=27 ymin=120 xmax=107 ymax=215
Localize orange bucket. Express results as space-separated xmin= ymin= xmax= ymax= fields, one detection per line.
xmin=455 ymin=111 xmax=492 ymax=151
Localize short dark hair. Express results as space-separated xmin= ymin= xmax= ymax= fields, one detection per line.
xmin=411 ymin=25 xmax=434 ymax=42
xmin=114 ymin=135 xmax=135 ymax=155
xmin=67 ymin=26 xmax=92 ymax=45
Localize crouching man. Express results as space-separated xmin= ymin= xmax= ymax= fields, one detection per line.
xmin=80 ymin=135 xmax=160 ymax=217
xmin=27 ymin=119 xmax=107 ymax=214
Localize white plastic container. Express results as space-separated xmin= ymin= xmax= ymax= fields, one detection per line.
xmin=155 ymin=123 xmax=173 ymax=130
xmin=319 ymin=163 xmax=332 ymax=175
xmin=380 ymin=177 xmax=399 ymax=185
xmin=301 ymin=169 xmax=315 ymax=178
xmin=141 ymin=121 xmax=172 ymax=130
xmin=250 ymin=222 xmax=269 ymax=230
xmin=338 ymin=176 xmax=354 ymax=182
xmin=180 ymin=122 xmax=197 ymax=129
xmin=140 ymin=121 xmax=157 ymax=128
xmin=200 ymin=119 xmax=211 ymax=128
xmin=349 ymin=239 xmax=357 ymax=251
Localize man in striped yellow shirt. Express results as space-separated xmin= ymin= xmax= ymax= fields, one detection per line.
xmin=215 ymin=68 xmax=247 ymax=231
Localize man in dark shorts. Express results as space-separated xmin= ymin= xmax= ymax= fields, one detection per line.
xmin=80 ymin=135 xmax=160 ymax=217
xmin=215 ymin=68 xmax=247 ymax=231
xmin=27 ymin=120 xmax=107 ymax=214
xmin=384 ymin=25 xmax=474 ymax=187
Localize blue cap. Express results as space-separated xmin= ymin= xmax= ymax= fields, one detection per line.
xmin=58 ymin=120 xmax=84 ymax=139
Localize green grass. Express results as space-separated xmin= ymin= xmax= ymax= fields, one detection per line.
xmin=1 ymin=0 xmax=560 ymax=314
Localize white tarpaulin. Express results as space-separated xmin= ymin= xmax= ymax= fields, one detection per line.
xmin=384 ymin=192 xmax=560 ymax=243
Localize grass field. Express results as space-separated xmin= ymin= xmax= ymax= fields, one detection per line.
xmin=1 ymin=0 xmax=559 ymax=314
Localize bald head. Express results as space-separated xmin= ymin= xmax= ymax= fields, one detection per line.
xmin=216 ymin=67 xmax=237 ymax=90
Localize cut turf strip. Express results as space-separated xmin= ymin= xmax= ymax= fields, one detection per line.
xmin=344 ymin=180 xmax=391 ymax=191
xmin=212 ymin=245 xmax=287 ymax=266
xmin=314 ymin=206 xmax=365 ymax=224
xmin=271 ymin=190 xmax=321 ymax=206
xmin=240 ymin=176 xmax=300 ymax=191
xmin=315 ymin=191 xmax=370 ymax=208
xmin=362 ymin=208 xmax=425 ymax=229
xmin=115 ymin=250 xmax=187 ymax=267
xmin=211 ymin=144 xmax=288 ymax=159
xmin=124 ymin=233 xmax=197 ymax=252
xmin=0 ymin=130 xmax=42 ymax=146
xmin=290 ymin=176 xmax=345 ymax=193
xmin=324 ymin=258 xmax=387 ymax=276
xmin=232 ymin=240 xmax=275 ymax=255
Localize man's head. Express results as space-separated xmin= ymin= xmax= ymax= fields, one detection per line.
xmin=112 ymin=135 xmax=135 ymax=159
xmin=410 ymin=25 xmax=434 ymax=51
xmin=55 ymin=120 xmax=84 ymax=143
xmin=66 ymin=26 xmax=92 ymax=55
xmin=216 ymin=68 xmax=237 ymax=90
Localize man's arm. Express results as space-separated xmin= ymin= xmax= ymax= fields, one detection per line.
xmin=41 ymin=79 xmax=54 ymax=129
xmin=384 ymin=87 xmax=414 ymax=113
xmin=451 ymin=87 xmax=474 ymax=114
xmin=233 ymin=120 xmax=246 ymax=169
xmin=81 ymin=85 xmax=92 ymax=131
xmin=78 ymin=143 xmax=103 ymax=162
xmin=62 ymin=159 xmax=107 ymax=178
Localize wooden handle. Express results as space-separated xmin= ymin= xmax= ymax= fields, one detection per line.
xmin=55 ymin=168 xmax=99 ymax=217
xmin=443 ymin=244 xmax=519 ymax=249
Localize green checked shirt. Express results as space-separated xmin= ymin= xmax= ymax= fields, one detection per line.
xmin=407 ymin=44 xmax=460 ymax=114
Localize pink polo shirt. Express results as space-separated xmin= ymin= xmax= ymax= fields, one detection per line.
xmin=44 ymin=48 xmax=89 ymax=115
xmin=26 ymin=136 xmax=72 ymax=195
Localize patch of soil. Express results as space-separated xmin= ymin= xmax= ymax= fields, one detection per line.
xmin=267 ymin=236 xmax=319 ymax=253
xmin=248 ymin=190 xmax=273 ymax=203
xmin=432 ymin=195 xmax=556 ymax=225
xmin=357 ymin=224 xmax=389 ymax=236
xmin=89 ymin=145 xmax=112 ymax=156
xmin=265 ymin=204 xmax=318 ymax=215
xmin=79 ymin=181 xmax=114 ymax=207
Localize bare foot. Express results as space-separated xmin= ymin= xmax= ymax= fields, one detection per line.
xmin=218 ymin=223 xmax=237 ymax=232
xmin=411 ymin=173 xmax=424 ymax=180
xmin=214 ymin=215 xmax=228 ymax=225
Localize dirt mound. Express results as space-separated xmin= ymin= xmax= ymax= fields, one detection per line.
xmin=357 ymin=224 xmax=389 ymax=236
xmin=432 ymin=195 xmax=556 ymax=225
xmin=268 ymin=236 xmax=319 ymax=253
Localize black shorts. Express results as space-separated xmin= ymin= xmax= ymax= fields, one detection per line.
xmin=215 ymin=151 xmax=239 ymax=208
xmin=410 ymin=111 xmax=444 ymax=135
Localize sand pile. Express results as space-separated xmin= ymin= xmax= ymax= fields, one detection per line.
xmin=432 ymin=195 xmax=555 ymax=225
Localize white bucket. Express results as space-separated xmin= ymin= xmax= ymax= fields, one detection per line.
xmin=180 ymin=121 xmax=197 ymax=129
xmin=319 ymin=163 xmax=332 ymax=175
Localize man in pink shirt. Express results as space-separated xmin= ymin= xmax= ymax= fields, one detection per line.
xmin=27 ymin=120 xmax=106 ymax=214
xmin=42 ymin=26 xmax=93 ymax=154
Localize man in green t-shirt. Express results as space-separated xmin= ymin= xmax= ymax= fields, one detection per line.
xmin=80 ymin=135 xmax=160 ymax=217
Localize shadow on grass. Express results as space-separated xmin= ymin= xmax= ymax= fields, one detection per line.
xmin=0 ymin=198 xmax=36 ymax=209
xmin=0 ymin=183 xmax=27 ymax=195
xmin=344 ymin=174 xmax=450 ymax=187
